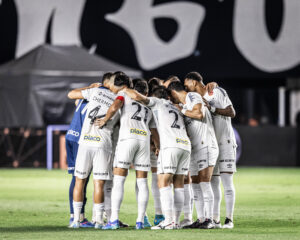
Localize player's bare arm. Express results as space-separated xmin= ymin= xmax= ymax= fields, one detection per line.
xmin=182 ymin=103 xmax=205 ymax=120
xmin=67 ymin=82 xmax=101 ymax=99
xmin=123 ymin=88 xmax=150 ymax=105
xmin=94 ymin=98 xmax=124 ymax=128
xmin=203 ymin=98 xmax=236 ymax=118
xmin=150 ymin=128 xmax=160 ymax=151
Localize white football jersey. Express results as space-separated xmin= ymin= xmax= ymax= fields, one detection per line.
xmin=184 ymin=92 xmax=218 ymax=151
xmin=78 ymin=87 xmax=119 ymax=149
xmin=117 ymin=90 xmax=154 ymax=142
xmin=148 ymin=97 xmax=191 ymax=152
xmin=203 ymin=87 xmax=236 ymax=146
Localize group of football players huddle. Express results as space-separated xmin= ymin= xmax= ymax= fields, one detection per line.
xmin=65 ymin=71 xmax=237 ymax=230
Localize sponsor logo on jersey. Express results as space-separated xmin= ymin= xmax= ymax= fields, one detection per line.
xmin=83 ymin=135 xmax=101 ymax=142
xmin=130 ymin=128 xmax=147 ymax=136
xmin=176 ymin=137 xmax=189 ymax=145
xmin=67 ymin=130 xmax=80 ymax=137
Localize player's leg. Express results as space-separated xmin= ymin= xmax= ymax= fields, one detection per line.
xmin=68 ymin=175 xmax=76 ymax=224
xmin=199 ymin=145 xmax=218 ymax=229
xmin=93 ymin=148 xmax=114 ymax=229
xmin=183 ymin=152 xmax=203 ymax=229
xmin=151 ymin=167 xmax=164 ymax=225
xmin=173 ymin=149 xmax=190 ymax=229
xmin=104 ymin=180 xmax=113 ymax=222
xmin=181 ymin=173 xmax=193 ymax=227
xmin=71 ymin=177 xmax=87 ymax=228
xmin=221 ymin=172 xmax=235 ymax=229
xmin=66 ymin=139 xmax=76 ymax=225
xmin=134 ymin=140 xmax=151 ymax=229
xmin=219 ymin=144 xmax=236 ymax=229
xmin=93 ymin=179 xmax=105 ymax=228
xmin=104 ymin=139 xmax=135 ymax=230
xmin=199 ymin=166 xmax=214 ymax=229
xmin=135 ymin=170 xmax=149 ymax=229
xmin=211 ymin=163 xmax=222 ymax=228
xmin=70 ymin=145 xmax=92 ymax=228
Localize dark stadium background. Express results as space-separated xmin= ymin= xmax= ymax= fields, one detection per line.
xmin=0 ymin=0 xmax=299 ymax=168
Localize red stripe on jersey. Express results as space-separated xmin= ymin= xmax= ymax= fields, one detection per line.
xmin=116 ymin=96 xmax=125 ymax=102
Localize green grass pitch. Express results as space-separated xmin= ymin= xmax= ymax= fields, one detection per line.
xmin=0 ymin=168 xmax=300 ymax=240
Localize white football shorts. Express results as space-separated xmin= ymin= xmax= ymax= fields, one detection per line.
xmin=114 ymin=138 xmax=150 ymax=171
xmin=74 ymin=145 xmax=113 ymax=180
xmin=157 ymin=147 xmax=190 ymax=175
xmin=213 ymin=143 xmax=237 ymax=175
xmin=190 ymin=146 xmax=219 ymax=176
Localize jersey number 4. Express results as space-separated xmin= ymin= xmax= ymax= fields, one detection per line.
xmin=131 ymin=102 xmax=149 ymax=123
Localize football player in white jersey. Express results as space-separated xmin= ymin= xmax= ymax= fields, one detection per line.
xmin=123 ymin=86 xmax=191 ymax=230
xmin=162 ymin=76 xmax=194 ymax=227
xmin=184 ymin=72 xmax=236 ymax=229
xmin=67 ymin=73 xmax=121 ymax=229
xmin=168 ymin=81 xmax=219 ymax=229
xmin=95 ymin=76 xmax=158 ymax=230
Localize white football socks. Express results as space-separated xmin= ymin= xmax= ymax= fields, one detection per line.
xmin=211 ymin=176 xmax=222 ymax=222
xmin=104 ymin=180 xmax=113 ymax=222
xmin=192 ymin=183 xmax=204 ymax=222
xmin=136 ymin=178 xmax=149 ymax=223
xmin=73 ymin=201 xmax=83 ymax=223
xmin=110 ymin=175 xmax=126 ymax=222
xmin=183 ymin=184 xmax=193 ymax=221
xmin=151 ymin=173 xmax=162 ymax=215
xmin=174 ymin=188 xmax=184 ymax=225
xmin=200 ymin=182 xmax=214 ymax=220
xmin=221 ymin=173 xmax=235 ymax=221
xmin=159 ymin=186 xmax=173 ymax=224
xmin=94 ymin=203 xmax=105 ymax=224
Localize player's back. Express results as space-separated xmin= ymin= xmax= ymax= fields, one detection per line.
xmin=184 ymin=92 xmax=217 ymax=151
xmin=149 ymin=97 xmax=191 ymax=152
xmin=79 ymin=87 xmax=119 ymax=149
xmin=118 ymin=91 xmax=153 ymax=142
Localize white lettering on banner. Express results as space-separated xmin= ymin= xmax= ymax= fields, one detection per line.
xmin=14 ymin=0 xmax=85 ymax=57
xmin=233 ymin=0 xmax=300 ymax=73
xmin=105 ymin=0 xmax=205 ymax=70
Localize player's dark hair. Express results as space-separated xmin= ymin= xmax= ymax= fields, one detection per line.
xmin=102 ymin=72 xmax=113 ymax=83
xmin=185 ymin=72 xmax=203 ymax=82
xmin=132 ymin=78 xmax=144 ymax=87
xmin=114 ymin=73 xmax=130 ymax=87
xmin=148 ymin=77 xmax=161 ymax=96
xmin=134 ymin=80 xmax=148 ymax=95
xmin=168 ymin=81 xmax=185 ymax=92
xmin=152 ymin=86 xmax=169 ymax=100
xmin=164 ymin=75 xmax=180 ymax=83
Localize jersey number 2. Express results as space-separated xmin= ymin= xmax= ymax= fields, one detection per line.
xmin=131 ymin=102 xmax=148 ymax=123
xmin=169 ymin=110 xmax=180 ymax=129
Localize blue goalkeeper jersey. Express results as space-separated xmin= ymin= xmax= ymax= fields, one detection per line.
xmin=66 ymin=99 xmax=88 ymax=142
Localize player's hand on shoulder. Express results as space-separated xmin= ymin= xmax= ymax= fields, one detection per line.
xmin=94 ymin=118 xmax=106 ymax=128
xmin=89 ymin=82 xmax=101 ymax=88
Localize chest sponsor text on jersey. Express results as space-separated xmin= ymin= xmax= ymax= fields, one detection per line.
xmin=176 ymin=137 xmax=189 ymax=145
xmin=83 ymin=134 xmax=101 ymax=142
xmin=130 ymin=128 xmax=147 ymax=136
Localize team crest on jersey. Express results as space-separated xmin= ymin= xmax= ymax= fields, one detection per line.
xmin=130 ymin=128 xmax=147 ymax=136
xmin=176 ymin=137 xmax=189 ymax=145
xmin=84 ymin=135 xmax=101 ymax=142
